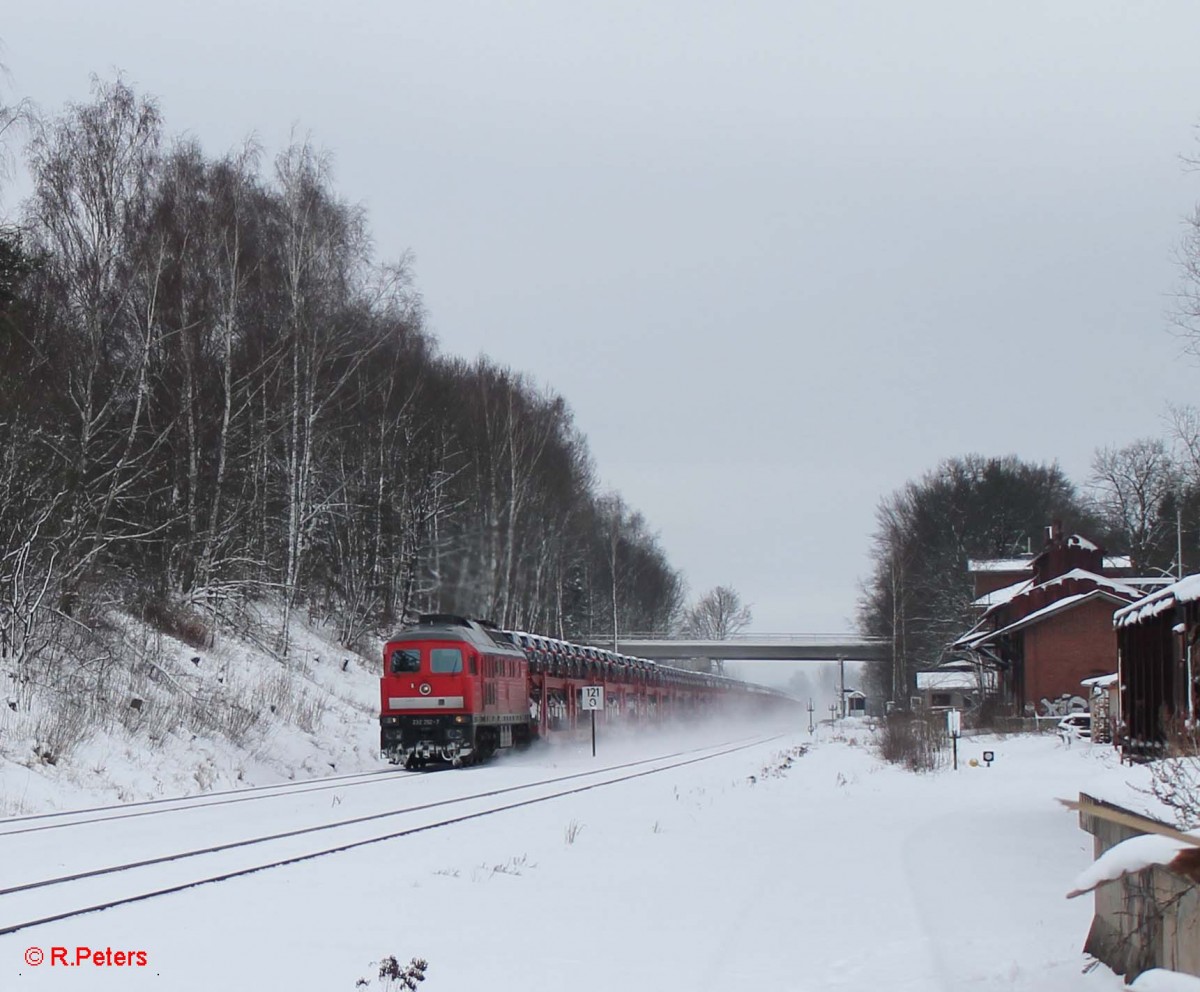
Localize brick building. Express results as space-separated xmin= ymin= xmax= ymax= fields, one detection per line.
xmin=954 ymin=525 xmax=1153 ymax=716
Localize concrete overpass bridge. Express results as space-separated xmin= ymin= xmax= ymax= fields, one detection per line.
xmin=585 ymin=633 xmax=889 ymax=663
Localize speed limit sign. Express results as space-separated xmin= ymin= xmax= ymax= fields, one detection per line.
xmin=581 ymin=686 xmax=604 ymax=757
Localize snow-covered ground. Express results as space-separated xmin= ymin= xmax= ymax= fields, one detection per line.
xmin=0 ymin=608 xmax=387 ymax=818
xmin=0 ymin=715 xmax=1175 ymax=991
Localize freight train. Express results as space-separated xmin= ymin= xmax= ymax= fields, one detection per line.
xmin=379 ymin=613 xmax=793 ymax=768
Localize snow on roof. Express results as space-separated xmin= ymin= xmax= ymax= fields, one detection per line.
xmin=1127 ymin=576 xmax=1177 ymax=590
xmin=1067 ymin=830 xmax=1200 ymax=898
xmin=967 ymin=557 xmax=1035 ymax=573
xmin=968 ymin=551 xmax=1130 ymax=574
xmin=971 ymin=569 xmax=1140 ymax=626
xmin=937 ymin=657 xmax=991 ymax=671
xmin=971 ymin=577 xmax=1033 ymax=609
xmin=953 ymin=616 xmax=991 ymax=649
xmin=1036 ymin=567 xmax=1143 ymax=599
xmin=1081 ymin=673 xmax=1118 ymax=688
xmin=962 ymin=590 xmax=1131 ymax=649
xmin=1114 ymin=573 xmax=1200 ymax=628
xmin=915 ymin=671 xmax=977 ymax=690
xmin=1127 ymin=970 xmax=1200 ymax=992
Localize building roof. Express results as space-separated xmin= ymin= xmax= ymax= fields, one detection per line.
xmin=1114 ymin=573 xmax=1200 ymax=629
xmin=971 ymin=578 xmax=1034 ymax=609
xmin=967 ymin=551 xmax=1132 ymax=574
xmin=970 ymin=569 xmax=1141 ymax=627
xmin=1124 ymin=576 xmax=1178 ymax=591
xmin=935 ymin=657 xmax=993 ymax=671
xmin=916 ymin=671 xmax=978 ymax=691
xmin=1036 ymin=568 xmax=1143 ymax=599
xmin=967 ymin=556 xmax=1036 ymax=573
xmin=973 ymin=570 xmax=1155 ymax=611
xmin=957 ymin=589 xmax=1132 ymax=650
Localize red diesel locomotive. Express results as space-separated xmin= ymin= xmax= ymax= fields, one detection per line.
xmin=379 ymin=615 xmax=531 ymax=768
xmin=379 ymin=613 xmax=792 ymax=768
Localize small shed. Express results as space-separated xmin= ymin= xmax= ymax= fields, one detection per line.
xmin=1113 ymin=574 xmax=1200 ymax=755
xmin=842 ymin=689 xmax=867 ymax=717
xmin=915 ymin=669 xmax=978 ymax=711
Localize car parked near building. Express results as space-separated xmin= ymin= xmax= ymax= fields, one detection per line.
xmin=1057 ymin=713 xmax=1092 ymax=742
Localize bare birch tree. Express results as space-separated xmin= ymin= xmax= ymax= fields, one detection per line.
xmin=1088 ymin=438 xmax=1181 ymax=572
xmin=682 ymin=586 xmax=753 ymax=639
xmin=681 ymin=585 xmax=753 ymax=674
xmin=271 ymin=138 xmax=377 ymax=650
xmin=24 ymin=77 xmax=173 ymax=597
xmin=0 ymin=74 xmax=693 ymax=675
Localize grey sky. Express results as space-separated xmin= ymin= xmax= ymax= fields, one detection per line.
xmin=4 ymin=3 xmax=1200 ymax=633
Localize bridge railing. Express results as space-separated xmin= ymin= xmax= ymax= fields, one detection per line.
xmin=586 ymin=632 xmax=886 ymax=645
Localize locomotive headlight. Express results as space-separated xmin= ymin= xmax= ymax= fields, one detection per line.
xmin=454 ymin=715 xmax=465 ymax=724
xmin=381 ymin=716 xmax=399 ymax=726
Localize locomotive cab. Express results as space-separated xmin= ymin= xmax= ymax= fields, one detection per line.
xmin=380 ymin=614 xmax=531 ymax=768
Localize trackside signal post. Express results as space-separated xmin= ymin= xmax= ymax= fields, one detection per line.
xmin=581 ymin=685 xmax=604 ymax=756
xmin=947 ymin=709 xmax=961 ymax=770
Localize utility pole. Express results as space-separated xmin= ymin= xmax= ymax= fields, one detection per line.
xmin=807 ymin=698 xmax=814 ymax=734
xmin=1178 ymin=503 xmax=1185 ymax=580
xmin=838 ymin=656 xmax=846 ymax=718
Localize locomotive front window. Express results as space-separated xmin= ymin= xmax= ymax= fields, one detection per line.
xmin=390 ymin=649 xmax=421 ymax=674
xmin=430 ymin=648 xmax=463 ymax=674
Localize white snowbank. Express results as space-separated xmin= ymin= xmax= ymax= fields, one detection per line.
xmin=1128 ymin=969 xmax=1200 ymax=992
xmin=1067 ymin=831 xmax=1199 ymax=897
xmin=0 ymin=605 xmax=386 ymax=816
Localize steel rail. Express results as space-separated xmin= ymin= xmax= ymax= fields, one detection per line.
xmin=0 ymin=767 xmax=412 ymax=839
xmin=0 ymin=765 xmax=403 ymax=829
xmin=0 ymin=734 xmax=783 ymax=937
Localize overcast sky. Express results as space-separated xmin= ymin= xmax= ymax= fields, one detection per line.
xmin=4 ymin=3 xmax=1200 ymax=633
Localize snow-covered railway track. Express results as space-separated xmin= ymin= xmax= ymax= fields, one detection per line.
xmin=0 ymin=766 xmax=408 ymax=838
xmin=0 ymin=735 xmax=779 ymax=936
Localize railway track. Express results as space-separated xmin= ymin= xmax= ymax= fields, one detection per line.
xmin=0 ymin=765 xmax=408 ymax=838
xmin=0 ymin=733 xmax=781 ymax=936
